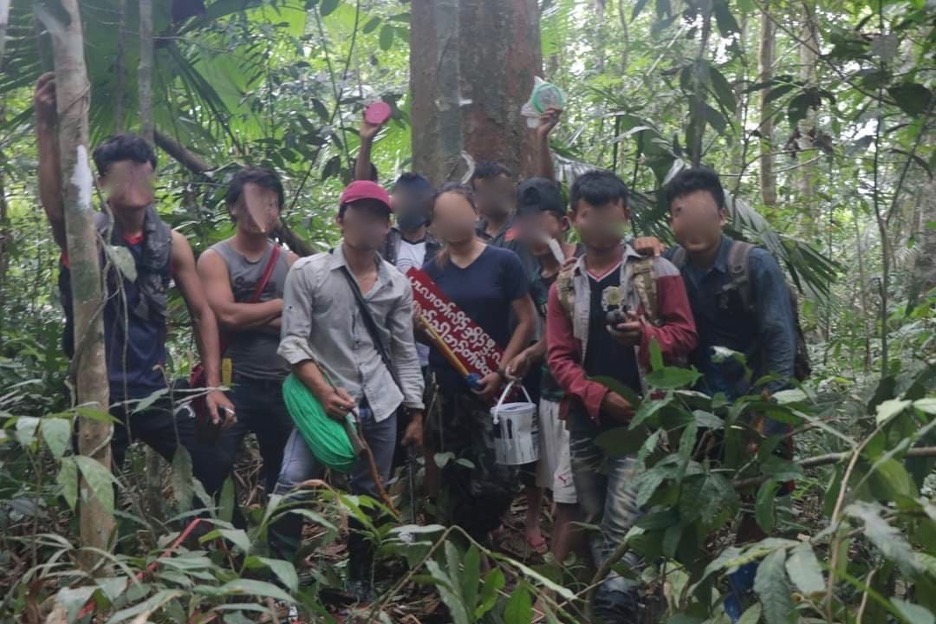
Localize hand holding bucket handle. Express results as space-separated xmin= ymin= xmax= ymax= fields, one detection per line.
xmin=492 ymin=380 xmax=533 ymax=425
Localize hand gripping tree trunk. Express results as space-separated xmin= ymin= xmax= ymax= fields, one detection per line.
xmin=42 ymin=0 xmax=116 ymax=566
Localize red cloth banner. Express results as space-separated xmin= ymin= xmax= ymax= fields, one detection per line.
xmin=406 ymin=268 xmax=502 ymax=378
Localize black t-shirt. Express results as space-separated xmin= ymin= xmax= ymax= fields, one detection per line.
xmin=423 ymin=246 xmax=529 ymax=390
xmin=567 ymin=265 xmax=641 ymax=433
xmin=584 ymin=266 xmax=640 ymax=389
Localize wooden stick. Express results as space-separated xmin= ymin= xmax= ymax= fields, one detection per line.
xmin=417 ymin=316 xmax=472 ymax=378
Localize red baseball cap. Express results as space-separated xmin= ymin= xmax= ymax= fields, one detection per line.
xmin=339 ymin=180 xmax=392 ymax=213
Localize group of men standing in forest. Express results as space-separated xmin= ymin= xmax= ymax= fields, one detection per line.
xmin=33 ymin=70 xmax=800 ymax=622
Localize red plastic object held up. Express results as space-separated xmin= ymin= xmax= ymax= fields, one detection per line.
xmin=364 ymin=101 xmax=391 ymax=126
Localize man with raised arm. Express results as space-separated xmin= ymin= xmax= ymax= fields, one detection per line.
xmin=34 ymin=73 xmax=234 ymax=494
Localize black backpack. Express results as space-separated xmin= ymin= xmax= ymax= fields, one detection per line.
xmin=671 ymin=241 xmax=811 ymax=382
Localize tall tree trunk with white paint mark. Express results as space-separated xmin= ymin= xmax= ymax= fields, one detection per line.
xmin=0 ymin=0 xmax=11 ymax=63
xmin=411 ymin=0 xmax=542 ymax=181
xmin=410 ymin=0 xmax=464 ymax=185
xmin=47 ymin=0 xmax=115 ymax=567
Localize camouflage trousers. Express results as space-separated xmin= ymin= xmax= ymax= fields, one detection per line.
xmin=427 ymin=386 xmax=518 ymax=542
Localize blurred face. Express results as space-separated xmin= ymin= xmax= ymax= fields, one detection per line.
xmin=572 ymin=199 xmax=630 ymax=252
xmin=339 ymin=200 xmax=391 ymax=251
xmin=516 ymin=211 xmax=570 ymax=257
xmin=100 ymin=160 xmax=155 ymax=212
xmin=473 ymin=175 xmax=515 ymax=220
xmin=430 ymin=192 xmax=478 ymax=245
xmin=669 ymin=190 xmax=726 ymax=255
xmin=391 ymin=189 xmax=430 ymax=232
xmin=232 ymin=183 xmax=281 ymax=235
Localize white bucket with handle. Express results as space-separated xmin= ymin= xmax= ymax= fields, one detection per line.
xmin=491 ymin=381 xmax=539 ymax=466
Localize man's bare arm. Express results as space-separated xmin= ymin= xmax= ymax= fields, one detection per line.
xmin=197 ymin=249 xmax=282 ymax=331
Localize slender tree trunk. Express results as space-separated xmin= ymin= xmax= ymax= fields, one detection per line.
xmin=796 ymin=0 xmax=819 ymax=237
xmin=45 ymin=0 xmax=115 ymax=567
xmin=912 ymin=174 xmax=936 ymax=297
xmin=137 ymin=0 xmax=164 ymax=520
xmin=758 ymin=2 xmax=777 ymax=205
xmin=410 ymin=0 xmax=464 ymax=185
xmin=114 ymin=0 xmax=127 ymax=132
xmin=0 ymin=0 xmax=11 ymax=63
xmin=139 ymin=0 xmax=153 ymax=142
xmin=457 ymin=0 xmax=542 ymax=177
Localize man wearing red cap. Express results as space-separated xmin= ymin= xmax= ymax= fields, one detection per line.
xmin=271 ymin=180 xmax=425 ymax=601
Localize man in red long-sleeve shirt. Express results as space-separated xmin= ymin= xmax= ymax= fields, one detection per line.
xmin=546 ymin=170 xmax=697 ymax=622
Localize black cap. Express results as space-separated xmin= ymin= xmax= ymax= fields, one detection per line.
xmin=516 ymin=177 xmax=566 ymax=217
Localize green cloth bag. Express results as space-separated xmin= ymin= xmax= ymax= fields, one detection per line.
xmin=282 ymin=373 xmax=357 ymax=473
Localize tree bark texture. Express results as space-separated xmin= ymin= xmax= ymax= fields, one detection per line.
xmin=758 ymin=2 xmax=777 ymax=205
xmin=412 ymin=0 xmax=543 ymax=182
xmin=138 ymin=0 xmax=153 ymax=142
xmin=46 ymin=0 xmax=116 ymax=567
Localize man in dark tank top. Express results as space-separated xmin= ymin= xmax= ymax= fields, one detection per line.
xmin=197 ymin=168 xmax=299 ymax=493
xmin=34 ymin=74 xmax=235 ymax=497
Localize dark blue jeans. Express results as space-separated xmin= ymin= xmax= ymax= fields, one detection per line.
xmin=218 ymin=375 xmax=294 ymax=493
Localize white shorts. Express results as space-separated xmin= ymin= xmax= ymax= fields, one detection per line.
xmin=536 ymin=399 xmax=577 ymax=504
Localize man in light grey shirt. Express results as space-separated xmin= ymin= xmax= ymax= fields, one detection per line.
xmin=271 ymin=180 xmax=424 ymax=601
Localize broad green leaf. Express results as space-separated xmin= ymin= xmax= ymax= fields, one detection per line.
xmin=631 ymin=393 xmax=671 ymax=429
xmin=504 ymin=584 xmax=533 ymax=624
xmin=171 ymin=446 xmax=194 ymax=513
xmin=590 ymin=376 xmax=641 ymax=406
xmin=636 ymin=467 xmax=668 ymax=507
xmin=319 ymin=0 xmax=340 ymax=17
xmin=785 ymin=544 xmax=824 ymax=595
xmin=218 ymin=579 xmax=294 ymax=604
xmin=132 ymin=388 xmax=169 ymax=415
xmin=772 ymin=389 xmax=807 ymax=405
xmin=755 ymin=481 xmax=779 ymax=535
xmin=888 ymin=83 xmax=933 ymax=117
xmin=58 ymin=457 xmax=78 ymax=511
xmin=475 ymin=567 xmax=505 ymax=619
xmin=104 ymin=245 xmax=138 ymax=282
xmin=737 ymin=603 xmax=762 ymax=624
xmin=425 ymin=559 xmax=470 ymax=624
xmin=256 ymin=557 xmax=299 ymax=593
xmin=876 ymin=399 xmax=912 ymax=426
xmin=14 ymin=416 xmax=40 ymax=447
xmin=461 ymin=546 xmax=481 ymax=616
xmin=754 ymin=549 xmax=795 ymax=624
xmin=650 ymin=337 xmax=664 ymax=371
xmin=491 ymin=554 xmax=576 ymax=600
xmin=645 ymin=367 xmax=701 ymax=390
xmin=891 ymin=599 xmax=936 ymax=624
xmin=362 ymin=16 xmax=381 ymax=34
xmin=867 ymin=458 xmax=917 ymax=499
xmin=105 ymin=589 xmax=184 ymax=624
xmin=693 ymin=410 xmax=724 ymax=429
xmin=40 ymin=417 xmax=72 ymax=458
xmin=846 ymin=501 xmax=922 ymax=576
xmin=379 ymin=24 xmax=394 ymax=51
xmin=74 ymin=455 xmax=117 ymax=514
xmin=913 ymin=398 xmax=936 ymax=415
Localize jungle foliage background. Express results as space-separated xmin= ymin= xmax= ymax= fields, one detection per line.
xmin=0 ymin=0 xmax=934 ymax=622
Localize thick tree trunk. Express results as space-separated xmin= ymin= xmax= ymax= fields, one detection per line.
xmin=758 ymin=4 xmax=777 ymax=205
xmin=458 ymin=0 xmax=542 ymax=177
xmin=46 ymin=0 xmax=115 ymax=567
xmin=410 ymin=0 xmax=464 ymax=185
xmin=412 ymin=0 xmax=542 ymax=181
